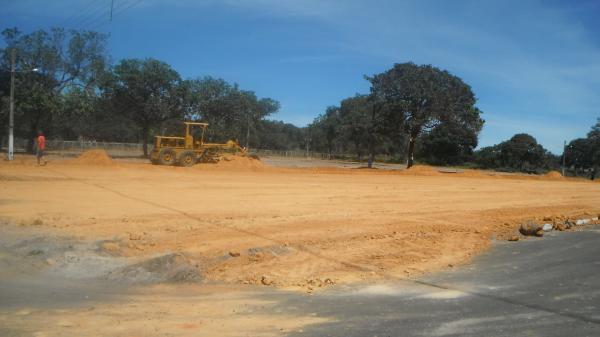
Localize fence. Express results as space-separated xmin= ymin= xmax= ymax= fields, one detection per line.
xmin=45 ymin=140 xmax=143 ymax=155
xmin=250 ymin=149 xmax=334 ymax=160
xmin=1 ymin=138 xmax=144 ymax=157
xmin=1 ymin=138 xmax=352 ymax=160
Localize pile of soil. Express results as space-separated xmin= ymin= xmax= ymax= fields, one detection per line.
xmin=211 ymin=155 xmax=265 ymax=170
xmin=402 ymin=165 xmax=441 ymax=176
xmin=106 ymin=253 xmax=201 ymax=284
xmin=545 ymin=171 xmax=563 ymax=179
xmin=74 ymin=149 xmax=113 ymax=165
xmin=459 ymin=169 xmax=489 ymax=178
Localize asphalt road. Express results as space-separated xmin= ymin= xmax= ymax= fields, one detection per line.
xmin=1 ymin=225 xmax=599 ymax=336
xmin=274 ymin=226 xmax=600 ymax=337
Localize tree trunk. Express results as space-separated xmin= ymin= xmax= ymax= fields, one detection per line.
xmin=367 ymin=135 xmax=375 ymax=168
xmin=407 ymin=136 xmax=416 ymax=168
xmin=354 ymin=139 xmax=361 ymax=161
xmin=28 ymin=122 xmax=39 ymax=154
xmin=142 ymin=124 xmax=149 ymax=157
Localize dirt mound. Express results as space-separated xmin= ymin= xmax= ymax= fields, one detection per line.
xmin=74 ymin=149 xmax=113 ymax=165
xmin=459 ymin=169 xmax=490 ymax=178
xmin=402 ymin=165 xmax=441 ymax=176
xmin=106 ymin=253 xmax=201 ymax=284
xmin=545 ymin=171 xmax=563 ymax=179
xmin=211 ymin=154 xmax=265 ymax=170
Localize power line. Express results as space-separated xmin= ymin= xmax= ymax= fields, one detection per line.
xmin=65 ymin=0 xmax=110 ymax=30
xmin=60 ymin=0 xmax=105 ymax=28
xmin=86 ymin=0 xmax=145 ymax=31
xmin=72 ymin=0 xmax=129 ymax=30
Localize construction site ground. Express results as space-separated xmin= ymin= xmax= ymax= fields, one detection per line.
xmin=1 ymin=152 xmax=599 ymax=336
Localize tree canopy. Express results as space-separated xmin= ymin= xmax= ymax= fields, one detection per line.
xmin=1 ymin=27 xmax=108 ymax=150
xmin=101 ymin=58 xmax=187 ymax=156
xmin=367 ymin=62 xmax=483 ymax=167
xmin=475 ymin=133 xmax=557 ymax=173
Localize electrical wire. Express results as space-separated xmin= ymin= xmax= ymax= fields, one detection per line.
xmin=69 ymin=1 xmax=111 ymax=30
xmin=59 ymin=0 xmax=105 ymax=28
xmin=85 ymin=0 xmax=145 ymax=31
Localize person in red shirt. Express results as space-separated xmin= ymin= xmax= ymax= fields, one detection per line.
xmin=36 ymin=131 xmax=46 ymax=165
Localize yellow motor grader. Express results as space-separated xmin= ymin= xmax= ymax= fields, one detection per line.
xmin=150 ymin=122 xmax=246 ymax=166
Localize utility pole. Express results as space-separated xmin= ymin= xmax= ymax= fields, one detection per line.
xmin=305 ymin=137 xmax=311 ymax=158
xmin=8 ymin=48 xmax=15 ymax=161
xmin=246 ymin=109 xmax=251 ymax=151
xmin=562 ymin=140 xmax=567 ymax=176
xmin=110 ymin=0 xmax=114 ymax=21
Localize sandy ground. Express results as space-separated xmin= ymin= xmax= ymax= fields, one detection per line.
xmin=2 ymin=153 xmax=599 ymax=290
xmin=2 ymin=152 xmax=600 ymax=336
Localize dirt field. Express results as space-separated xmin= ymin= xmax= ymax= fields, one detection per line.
xmin=2 ymin=153 xmax=599 ymax=290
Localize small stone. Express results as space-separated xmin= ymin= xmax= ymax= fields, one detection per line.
xmin=535 ymin=230 xmax=544 ymax=237
xmin=100 ymin=242 xmax=120 ymax=255
xmin=45 ymin=258 xmax=56 ymax=266
xmin=448 ymin=263 xmax=454 ymax=267
xmin=128 ymin=232 xmax=142 ymax=241
xmin=229 ymin=251 xmax=240 ymax=257
xmin=28 ymin=249 xmax=44 ymax=256
xmin=261 ymin=275 xmax=273 ymax=286
xmin=508 ymin=236 xmax=520 ymax=242
xmin=520 ymin=222 xmax=542 ymax=236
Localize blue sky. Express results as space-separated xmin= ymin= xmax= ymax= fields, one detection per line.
xmin=2 ymin=0 xmax=600 ymax=153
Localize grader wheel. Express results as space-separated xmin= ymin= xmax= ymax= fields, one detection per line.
xmin=158 ymin=149 xmax=177 ymax=166
xmin=178 ymin=151 xmax=196 ymax=167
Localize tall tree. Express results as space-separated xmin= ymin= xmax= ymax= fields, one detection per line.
xmin=102 ymin=58 xmax=186 ymax=156
xmin=565 ymin=138 xmax=594 ymax=170
xmin=475 ymin=133 xmax=553 ymax=173
xmin=183 ymin=77 xmax=279 ymax=147
xmin=1 ymin=27 xmax=107 ymax=150
xmin=417 ymin=107 xmax=483 ymax=165
xmin=589 ymin=118 xmax=600 ymax=168
xmin=311 ymin=106 xmax=341 ymax=158
xmin=367 ymin=62 xmax=482 ymax=168
xmin=339 ymin=97 xmax=369 ymax=160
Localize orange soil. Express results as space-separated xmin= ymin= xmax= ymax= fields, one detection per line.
xmin=545 ymin=170 xmax=564 ymax=179
xmin=1 ymin=156 xmax=599 ymax=290
xmin=72 ymin=149 xmax=113 ymax=165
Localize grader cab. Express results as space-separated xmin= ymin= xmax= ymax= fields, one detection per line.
xmin=150 ymin=122 xmax=246 ymax=166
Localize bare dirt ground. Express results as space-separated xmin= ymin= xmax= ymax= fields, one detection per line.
xmin=2 ymin=153 xmax=600 ymax=288
xmin=1 ymin=152 xmax=600 ymax=336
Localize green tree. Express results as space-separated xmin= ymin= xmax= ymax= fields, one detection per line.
xmin=310 ymin=106 xmax=341 ymax=158
xmin=339 ymin=97 xmax=369 ymax=160
xmin=102 ymin=58 xmax=187 ymax=156
xmin=255 ymin=120 xmax=303 ymax=150
xmin=588 ymin=118 xmax=600 ymax=168
xmin=368 ymin=62 xmax=482 ymax=168
xmin=183 ymin=77 xmax=279 ymax=148
xmin=476 ymin=133 xmax=552 ymax=173
xmin=564 ymin=138 xmax=593 ymax=170
xmin=1 ymin=27 xmax=108 ymax=150
xmin=417 ymin=107 xmax=483 ymax=165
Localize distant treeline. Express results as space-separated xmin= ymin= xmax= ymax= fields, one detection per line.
xmin=1 ymin=27 xmax=598 ymax=173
